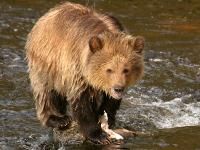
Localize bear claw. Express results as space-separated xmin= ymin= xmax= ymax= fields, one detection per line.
xmin=46 ymin=115 xmax=72 ymax=130
xmin=87 ymin=134 xmax=111 ymax=145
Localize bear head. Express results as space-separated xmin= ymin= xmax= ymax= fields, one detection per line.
xmin=85 ymin=32 xmax=145 ymax=99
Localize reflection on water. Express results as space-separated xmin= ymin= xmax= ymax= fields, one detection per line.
xmin=0 ymin=0 xmax=200 ymax=149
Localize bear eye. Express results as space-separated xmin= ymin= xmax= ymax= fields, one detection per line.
xmin=123 ymin=69 xmax=129 ymax=74
xmin=106 ymin=68 xmax=113 ymax=74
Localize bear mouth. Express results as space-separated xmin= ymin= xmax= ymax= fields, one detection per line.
xmin=110 ymin=88 xmax=124 ymax=99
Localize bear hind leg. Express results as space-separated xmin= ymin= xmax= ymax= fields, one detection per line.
xmin=35 ymin=89 xmax=71 ymax=130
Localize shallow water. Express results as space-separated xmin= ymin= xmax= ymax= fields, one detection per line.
xmin=0 ymin=0 xmax=200 ymax=149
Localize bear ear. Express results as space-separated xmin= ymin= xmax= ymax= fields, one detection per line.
xmin=89 ymin=36 xmax=104 ymax=53
xmin=129 ymin=36 xmax=145 ymax=54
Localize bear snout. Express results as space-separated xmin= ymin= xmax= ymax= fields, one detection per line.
xmin=113 ymin=85 xmax=124 ymax=93
xmin=110 ymin=85 xmax=125 ymax=99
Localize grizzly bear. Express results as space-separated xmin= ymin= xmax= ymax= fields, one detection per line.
xmin=25 ymin=2 xmax=144 ymax=144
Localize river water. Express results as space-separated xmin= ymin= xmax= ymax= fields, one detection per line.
xmin=0 ymin=0 xmax=200 ymax=149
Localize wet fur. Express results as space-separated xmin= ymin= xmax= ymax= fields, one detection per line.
xmin=71 ymin=87 xmax=121 ymax=143
xmin=26 ymin=2 xmax=144 ymax=144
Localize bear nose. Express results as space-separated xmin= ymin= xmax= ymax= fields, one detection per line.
xmin=113 ymin=86 xmax=125 ymax=93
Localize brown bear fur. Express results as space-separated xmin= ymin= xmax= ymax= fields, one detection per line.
xmin=26 ymin=2 xmax=144 ymax=144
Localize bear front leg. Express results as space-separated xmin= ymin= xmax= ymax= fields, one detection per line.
xmin=102 ymin=93 xmax=121 ymax=129
xmin=72 ymin=92 xmax=111 ymax=144
xmin=35 ymin=89 xmax=71 ymax=130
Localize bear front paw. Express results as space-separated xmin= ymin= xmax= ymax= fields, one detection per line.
xmin=46 ymin=115 xmax=72 ymax=130
xmin=87 ymin=133 xmax=111 ymax=145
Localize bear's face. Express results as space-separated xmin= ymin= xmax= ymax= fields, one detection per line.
xmin=86 ymin=33 xmax=144 ymax=99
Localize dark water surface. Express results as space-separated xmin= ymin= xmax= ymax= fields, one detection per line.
xmin=0 ymin=0 xmax=200 ymax=149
